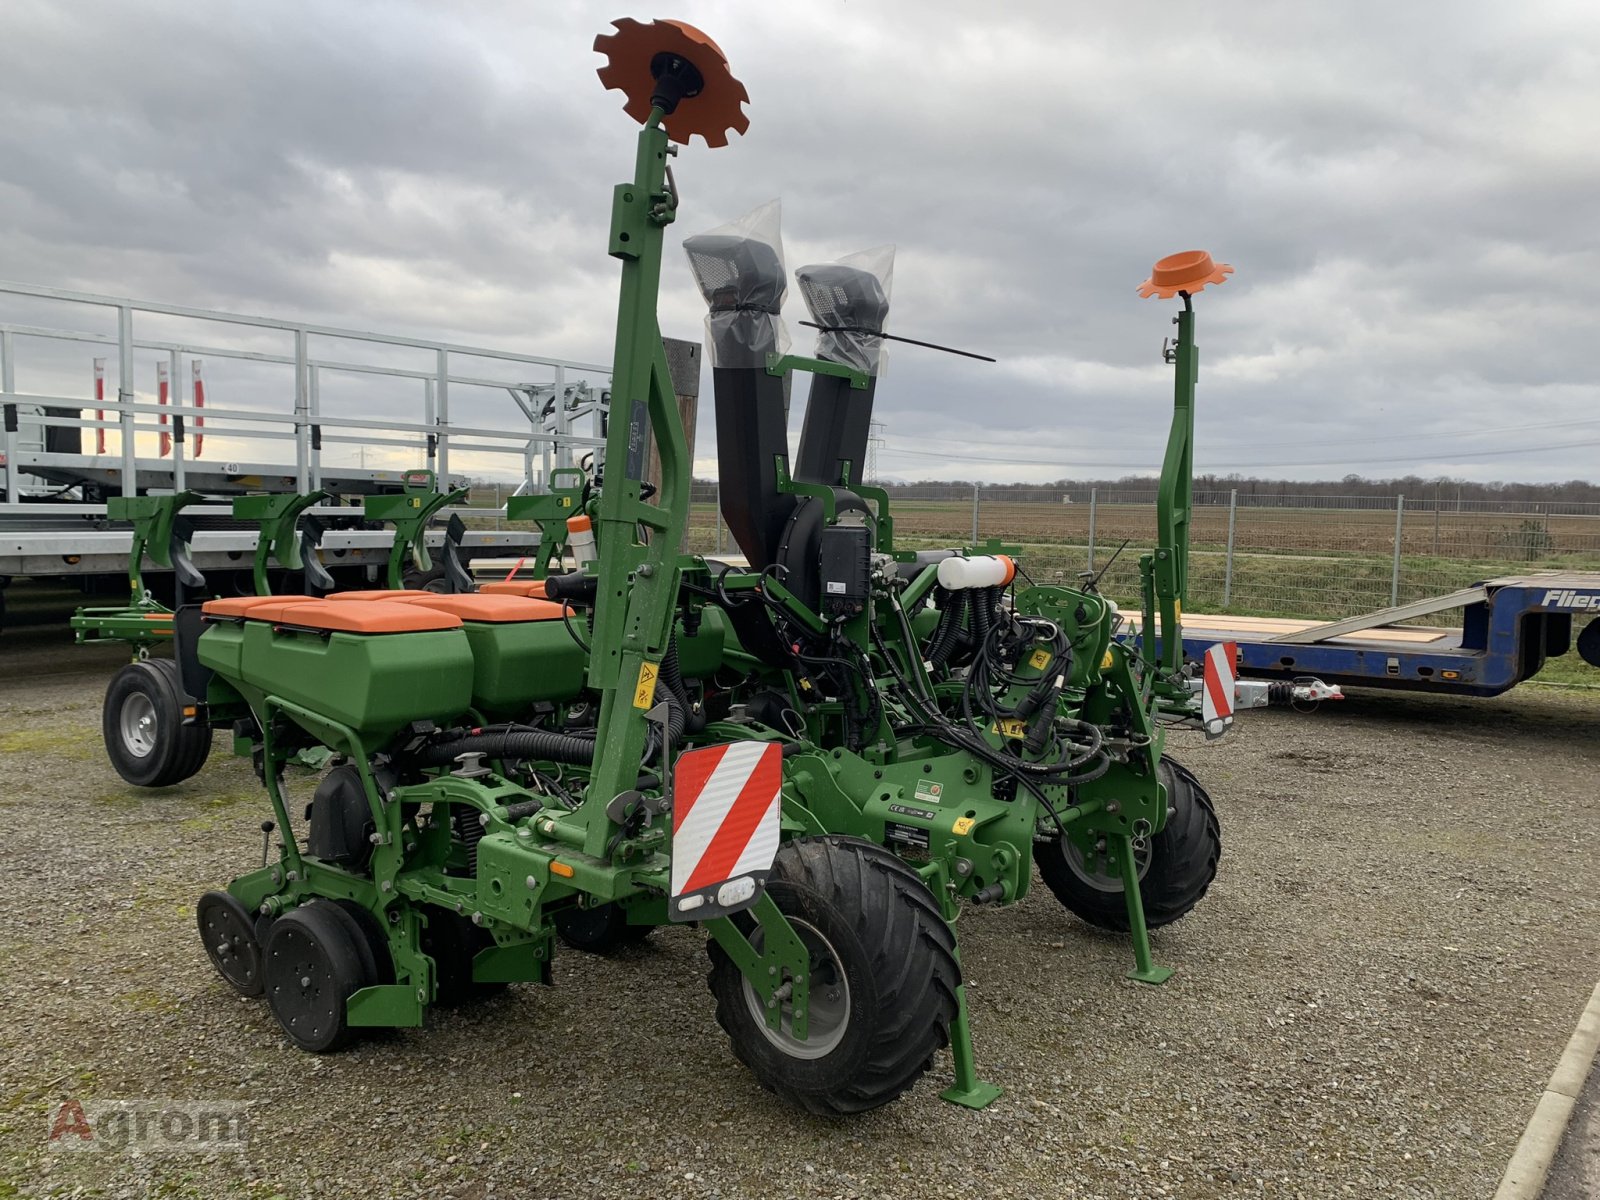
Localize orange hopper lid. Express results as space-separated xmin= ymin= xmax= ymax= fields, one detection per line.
xmin=201 ymin=595 xmax=291 ymax=619
xmin=1138 ymin=250 xmax=1233 ymax=299
xmin=392 ymin=594 xmax=567 ymax=624
xmin=324 ymin=589 xmax=433 ymax=602
xmin=594 ymin=18 xmax=750 ymax=148
xmin=479 ymin=579 xmax=548 ymax=599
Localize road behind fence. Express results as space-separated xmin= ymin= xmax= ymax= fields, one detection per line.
xmin=674 ymin=483 xmax=1600 ymax=621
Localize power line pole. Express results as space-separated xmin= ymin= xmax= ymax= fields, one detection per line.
xmin=867 ymin=419 xmax=886 ymax=483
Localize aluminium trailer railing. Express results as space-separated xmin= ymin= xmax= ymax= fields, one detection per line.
xmin=0 ymin=280 xmax=611 ymax=508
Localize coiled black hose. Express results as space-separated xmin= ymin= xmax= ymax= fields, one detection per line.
xmin=414 ymin=637 xmax=690 ymax=769
xmin=927 ymin=591 xmax=967 ymax=669
xmin=656 ymin=634 xmax=693 ymax=739
xmin=414 ymin=726 xmax=598 ymax=768
xmin=971 ymin=585 xmax=995 ymax=650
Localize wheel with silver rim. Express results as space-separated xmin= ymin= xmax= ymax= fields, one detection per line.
xmin=739 ymin=916 xmax=850 ymax=1060
xmin=707 ymin=836 xmax=959 ymax=1115
xmin=1035 ymin=757 xmax=1221 ymax=931
xmin=101 ymin=659 xmax=212 ymax=787
xmin=1061 ymin=832 xmax=1152 ymax=893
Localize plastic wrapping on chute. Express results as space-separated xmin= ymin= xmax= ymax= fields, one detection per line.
xmin=793 ymin=245 xmax=895 ymax=377
xmin=681 ymin=198 xmax=791 ymax=369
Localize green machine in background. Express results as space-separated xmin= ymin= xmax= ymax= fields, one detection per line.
xmin=74 ymin=468 xmax=478 ymax=788
xmin=501 ymin=466 xmax=587 ymax=579
xmin=168 ymin=18 xmax=1266 ymax=1115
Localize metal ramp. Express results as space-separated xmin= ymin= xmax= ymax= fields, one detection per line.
xmin=1264 ymin=586 xmax=1489 ymax=644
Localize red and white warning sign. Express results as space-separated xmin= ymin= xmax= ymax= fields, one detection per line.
xmin=1201 ymin=641 xmax=1238 ymax=735
xmin=669 ymin=741 xmax=782 ymax=920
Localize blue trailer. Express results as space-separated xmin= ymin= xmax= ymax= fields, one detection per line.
xmin=1126 ymin=572 xmax=1600 ymax=698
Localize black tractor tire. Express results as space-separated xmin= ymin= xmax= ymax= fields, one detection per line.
xmin=1036 ymin=757 xmax=1221 ymax=932
xmin=554 ymin=902 xmax=653 ymax=953
xmin=707 ymin=836 xmax=960 ymax=1115
xmin=102 ymin=659 xmax=212 ymax=787
xmin=262 ymin=901 xmax=373 ymax=1053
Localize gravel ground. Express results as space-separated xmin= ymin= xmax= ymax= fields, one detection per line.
xmin=1 ymin=623 xmax=1597 ymax=1200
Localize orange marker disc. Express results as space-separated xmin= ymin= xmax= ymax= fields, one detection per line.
xmin=1138 ymin=250 xmax=1233 ymax=299
xmin=594 ymin=18 xmax=750 ymax=148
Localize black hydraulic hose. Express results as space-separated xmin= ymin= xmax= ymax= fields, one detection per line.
xmin=415 ymin=728 xmax=597 ymax=768
xmin=414 ymin=637 xmax=693 ymax=771
xmin=657 ymin=684 xmax=687 ymax=749
xmin=927 ymin=591 xmax=966 ymax=669
xmin=658 ymin=634 xmax=693 ymax=739
xmin=971 ymin=585 xmax=995 ymax=650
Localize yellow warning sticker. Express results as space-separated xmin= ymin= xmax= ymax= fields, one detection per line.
xmin=991 ymin=719 xmax=1027 ymax=740
xmin=633 ymin=661 xmax=659 ymax=709
xmin=952 ymin=817 xmax=976 ymax=836
xmin=559 ymin=496 xmax=573 ymax=508
xmin=1100 ymin=649 xmax=1115 ymax=670
xmin=1028 ymin=648 xmax=1052 ymax=671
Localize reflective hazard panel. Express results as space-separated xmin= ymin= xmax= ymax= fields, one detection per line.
xmin=1202 ymin=641 xmax=1238 ymax=738
xmin=669 ymin=742 xmax=782 ymax=921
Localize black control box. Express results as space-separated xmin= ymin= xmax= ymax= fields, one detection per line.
xmin=818 ymin=525 xmax=871 ymax=618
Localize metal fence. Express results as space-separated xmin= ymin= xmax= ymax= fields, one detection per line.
xmin=677 ymin=483 xmax=1600 ymax=621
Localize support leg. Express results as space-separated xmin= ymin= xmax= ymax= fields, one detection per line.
xmin=1119 ymin=834 xmax=1173 ymax=985
xmin=939 ymin=943 xmax=1002 ymax=1109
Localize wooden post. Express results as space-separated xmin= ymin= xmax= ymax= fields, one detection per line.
xmin=646 ymin=337 xmax=701 ymax=551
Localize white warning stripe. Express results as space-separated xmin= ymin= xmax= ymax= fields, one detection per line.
xmin=670 ymin=741 xmax=766 ymax=897
xmin=1202 ymin=641 xmax=1238 ymax=725
xmin=726 ymin=792 xmax=782 ymax=881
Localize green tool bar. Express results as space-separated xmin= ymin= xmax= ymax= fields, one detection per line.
xmin=579 ymin=109 xmax=691 ymax=861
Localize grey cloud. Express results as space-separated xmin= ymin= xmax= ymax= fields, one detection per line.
xmin=0 ymin=0 xmax=1595 ymax=482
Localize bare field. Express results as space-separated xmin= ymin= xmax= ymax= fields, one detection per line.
xmin=684 ymin=500 xmax=1600 ymax=565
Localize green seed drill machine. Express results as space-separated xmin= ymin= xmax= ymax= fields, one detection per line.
xmin=182 ymin=18 xmax=1255 ymax=1114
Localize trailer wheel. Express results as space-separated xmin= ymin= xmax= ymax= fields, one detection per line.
xmin=102 ymin=659 xmax=212 ymax=787
xmin=1578 ymin=617 xmax=1600 ymax=669
xmin=262 ymin=901 xmax=372 ymax=1053
xmin=707 ymin=836 xmax=960 ymax=1115
xmin=1036 ymin=758 xmax=1221 ymax=931
xmin=555 ymin=902 xmax=652 ymax=953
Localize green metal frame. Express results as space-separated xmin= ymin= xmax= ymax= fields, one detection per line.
xmin=70 ymin=492 xmax=202 ymax=651
xmin=503 ymin=465 xmax=586 ymax=577
xmin=1141 ymin=296 xmax=1198 ymax=686
xmin=232 ymin=489 xmax=328 ymax=595
xmin=362 ymin=469 xmax=469 ymax=589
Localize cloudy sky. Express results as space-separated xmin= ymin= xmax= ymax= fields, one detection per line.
xmin=2 ymin=0 xmax=1597 ymax=484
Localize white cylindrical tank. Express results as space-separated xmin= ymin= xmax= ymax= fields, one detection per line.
xmin=936 ymin=554 xmax=1015 ymax=590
